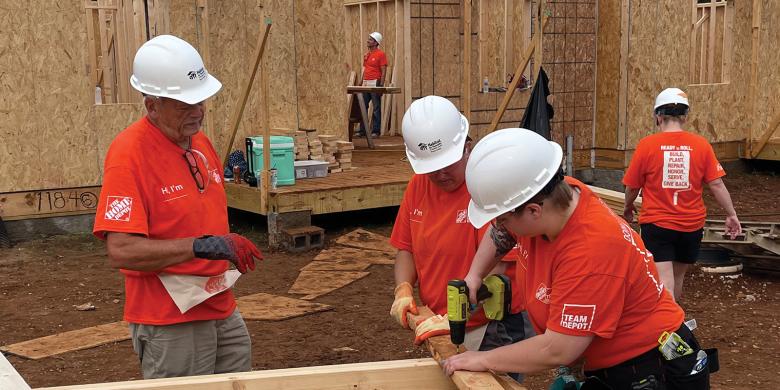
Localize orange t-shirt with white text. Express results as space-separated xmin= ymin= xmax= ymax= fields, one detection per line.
xmin=623 ymin=131 xmax=725 ymax=231
xmin=93 ymin=116 xmax=235 ymax=325
xmin=391 ymin=175 xmax=492 ymax=328
xmin=515 ymin=178 xmax=684 ymax=370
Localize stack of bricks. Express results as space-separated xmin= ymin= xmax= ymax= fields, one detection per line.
xmin=318 ymin=134 xmax=340 ymax=172
xmin=335 ymin=141 xmax=354 ymax=171
xmin=306 ymin=130 xmax=323 ymax=161
xmin=294 ymin=131 xmax=310 ymax=160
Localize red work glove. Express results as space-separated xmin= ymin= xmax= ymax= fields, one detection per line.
xmin=193 ymin=233 xmax=263 ymax=273
xmin=390 ymin=282 xmax=419 ymax=329
xmin=413 ymin=314 xmax=450 ymax=345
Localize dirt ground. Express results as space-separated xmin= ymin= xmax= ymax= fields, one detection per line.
xmin=1 ymin=164 xmax=778 ymax=389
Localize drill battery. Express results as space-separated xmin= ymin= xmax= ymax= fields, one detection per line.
xmin=657 ymin=331 xmax=693 ymax=360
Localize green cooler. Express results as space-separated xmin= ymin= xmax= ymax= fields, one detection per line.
xmin=248 ymin=136 xmax=295 ymax=186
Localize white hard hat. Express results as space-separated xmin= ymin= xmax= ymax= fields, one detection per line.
xmin=466 ymin=128 xmax=563 ymax=228
xmin=401 ymin=96 xmax=469 ymax=174
xmin=130 ymin=35 xmax=222 ymax=104
xmin=369 ymin=32 xmax=383 ymax=45
xmin=654 ymin=87 xmax=689 ymax=111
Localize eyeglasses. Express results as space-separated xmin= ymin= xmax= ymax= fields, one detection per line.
xmin=183 ymin=149 xmax=206 ymax=193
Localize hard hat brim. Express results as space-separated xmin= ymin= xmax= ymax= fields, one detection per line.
xmin=131 ymin=74 xmax=222 ymax=105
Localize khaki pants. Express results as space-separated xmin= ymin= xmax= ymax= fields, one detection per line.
xmin=130 ymin=309 xmax=251 ymax=379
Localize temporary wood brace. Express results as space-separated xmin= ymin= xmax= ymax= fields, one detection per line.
xmin=222 ymin=19 xmax=272 ymax=166
xmin=38 ymin=359 xmax=458 ymax=390
xmin=486 ymin=14 xmax=549 ymax=134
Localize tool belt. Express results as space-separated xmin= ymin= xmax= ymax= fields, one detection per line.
xmin=583 ymin=323 xmax=719 ymax=390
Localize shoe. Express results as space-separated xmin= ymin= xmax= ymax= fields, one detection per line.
xmin=371 ymin=132 xmax=381 ymax=137
xmin=354 ymin=131 xmax=366 ymax=137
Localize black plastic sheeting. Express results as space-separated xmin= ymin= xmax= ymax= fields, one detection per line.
xmin=519 ymin=67 xmax=554 ymax=141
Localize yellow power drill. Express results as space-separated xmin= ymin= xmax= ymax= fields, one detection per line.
xmin=447 ymin=274 xmax=511 ymax=350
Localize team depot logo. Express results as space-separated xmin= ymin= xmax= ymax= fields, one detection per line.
xmin=560 ymin=304 xmax=596 ymax=331
xmin=104 ymin=196 xmax=133 ymax=222
xmin=455 ymin=209 xmax=468 ymax=224
xmin=535 ymin=283 xmax=551 ymax=304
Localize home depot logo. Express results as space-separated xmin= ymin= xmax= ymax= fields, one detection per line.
xmin=104 ymin=196 xmax=133 ymax=222
xmin=455 ymin=209 xmax=468 ymax=224
xmin=204 ymin=274 xmax=228 ymax=294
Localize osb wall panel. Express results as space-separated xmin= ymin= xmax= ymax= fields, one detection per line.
xmin=295 ymin=0 xmax=347 ymax=136
xmin=0 ymin=1 xmax=96 ymax=193
xmin=624 ymin=0 xmax=754 ymax=148
xmin=93 ymin=104 xmax=146 ymax=170
xmin=208 ymin=0 xmax=298 ymax=157
xmin=753 ymin=1 xmax=780 ymax=143
xmin=479 ymin=0 xmax=505 ymax=88
xmin=170 ymin=0 xmax=198 ymax=44
xmin=594 ymin=0 xmax=621 ymax=149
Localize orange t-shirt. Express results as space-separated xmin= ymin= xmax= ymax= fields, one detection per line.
xmin=391 ymin=175 xmax=491 ymax=328
xmin=363 ymin=48 xmax=387 ymax=81
xmin=623 ymin=131 xmax=725 ymax=232
xmin=514 ymin=178 xmax=684 ymax=370
xmin=93 ymin=116 xmax=235 ymax=325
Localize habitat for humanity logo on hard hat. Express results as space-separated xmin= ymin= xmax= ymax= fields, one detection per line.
xmin=187 ymin=67 xmax=207 ymax=81
xmin=417 ymin=139 xmax=443 ymax=153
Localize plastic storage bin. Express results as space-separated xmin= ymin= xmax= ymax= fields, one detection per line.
xmin=294 ymin=160 xmax=329 ymax=179
xmin=247 ymin=136 xmax=295 ymax=186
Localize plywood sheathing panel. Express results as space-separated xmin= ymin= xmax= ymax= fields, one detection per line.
xmin=236 ymin=293 xmax=333 ymax=321
xmin=623 ymin=0 xmax=755 ymax=149
xmin=313 ymin=246 xmax=395 ymax=265
xmin=93 ymin=104 xmax=146 ymax=172
xmin=0 ymin=321 xmax=130 ymax=360
xmin=207 ymin=0 xmax=298 ymax=157
xmin=753 ymin=1 xmax=780 ymax=145
xmin=295 ymin=0 xmax=347 ymax=137
xmin=335 ymin=228 xmax=396 ymax=254
xmin=0 ymin=2 xmax=95 ymax=193
xmin=289 ymin=270 xmax=371 ymax=300
xmin=594 ymin=0 xmax=621 ymax=149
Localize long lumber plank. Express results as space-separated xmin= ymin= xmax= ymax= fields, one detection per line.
xmin=39 ymin=359 xmax=456 ymax=390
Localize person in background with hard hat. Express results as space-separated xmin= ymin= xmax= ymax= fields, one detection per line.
xmin=93 ymin=35 xmax=262 ymax=379
xmin=356 ymin=32 xmax=387 ymax=137
xmin=442 ymin=128 xmax=716 ymax=389
xmin=389 ymin=96 xmax=529 ymax=382
xmin=623 ymin=87 xmax=741 ymax=301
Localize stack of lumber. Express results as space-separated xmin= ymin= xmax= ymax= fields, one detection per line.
xmin=306 ymin=130 xmax=323 ymax=161
xmin=335 ymin=141 xmax=354 ymax=171
xmin=588 ymin=185 xmax=642 ymax=216
xmin=319 ymin=134 xmax=341 ymax=172
xmin=294 ymin=131 xmax=310 ymax=160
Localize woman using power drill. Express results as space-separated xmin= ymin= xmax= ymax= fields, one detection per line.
xmin=442 ymin=128 xmax=716 ymax=390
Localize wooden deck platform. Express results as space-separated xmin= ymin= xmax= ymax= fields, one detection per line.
xmin=226 ymin=139 xmax=412 ymax=216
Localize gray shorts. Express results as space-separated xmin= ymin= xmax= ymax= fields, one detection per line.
xmin=129 ymin=309 xmax=251 ymax=379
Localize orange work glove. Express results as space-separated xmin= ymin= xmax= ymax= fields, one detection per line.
xmin=390 ymin=282 xmax=419 ymax=329
xmin=413 ymin=314 xmax=450 ymax=345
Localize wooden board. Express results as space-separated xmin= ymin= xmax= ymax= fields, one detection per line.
xmin=0 ymin=186 xmax=100 ymax=221
xmin=335 ymin=228 xmax=395 ymax=254
xmin=313 ymin=246 xmax=395 ymax=265
xmin=406 ymin=306 xmax=527 ymax=390
xmin=236 ymin=293 xmax=332 ymax=321
xmin=288 ymin=271 xmax=370 ymax=299
xmin=300 ymin=260 xmax=373 ymax=272
xmin=40 ymin=358 xmax=457 ymax=390
xmin=0 ymin=321 xmax=129 ymax=360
